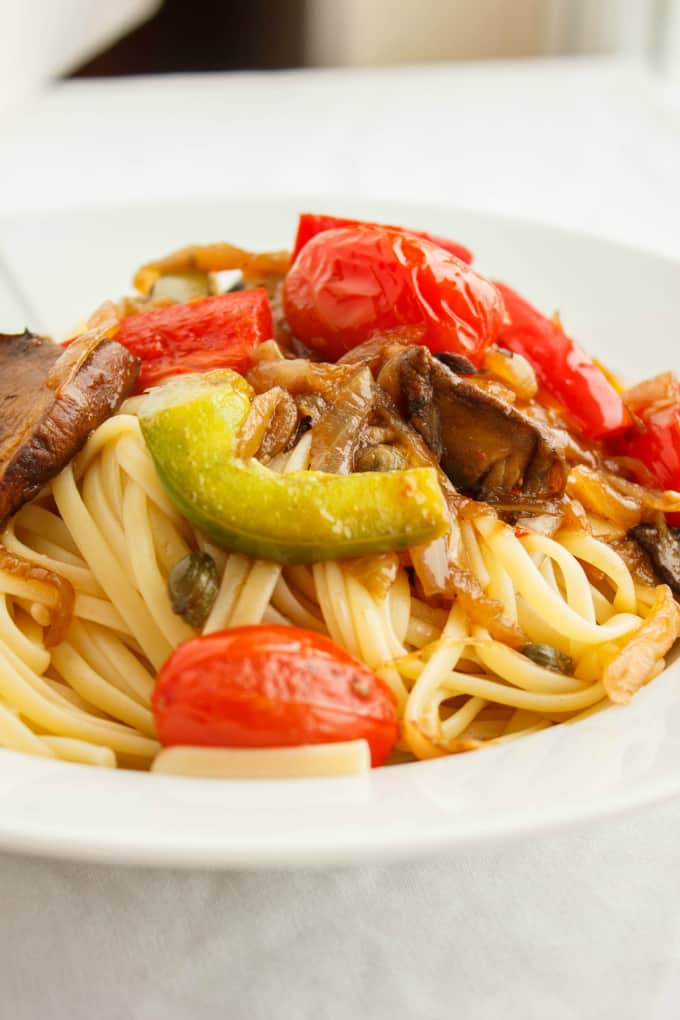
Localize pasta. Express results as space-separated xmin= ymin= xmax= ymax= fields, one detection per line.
xmin=1 ymin=212 xmax=679 ymax=777
xmin=0 ymin=412 xmax=672 ymax=771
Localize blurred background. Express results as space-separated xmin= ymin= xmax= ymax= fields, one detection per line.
xmin=69 ymin=0 xmax=680 ymax=78
xmin=3 ymin=0 xmax=680 ymax=121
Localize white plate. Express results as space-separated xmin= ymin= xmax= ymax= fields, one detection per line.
xmin=0 ymin=196 xmax=679 ymax=869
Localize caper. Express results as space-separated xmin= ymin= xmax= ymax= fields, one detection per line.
xmin=355 ymin=444 xmax=407 ymax=473
xmin=168 ymin=551 xmax=219 ymax=629
xmin=521 ymin=642 xmax=574 ymax=675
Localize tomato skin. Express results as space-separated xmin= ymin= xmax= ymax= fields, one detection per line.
xmin=152 ymin=625 xmax=399 ymax=767
xmin=115 ymin=289 xmax=273 ymax=393
xmin=614 ymin=398 xmax=680 ymax=525
xmin=495 ymin=282 xmax=631 ymax=440
xmin=283 ymin=226 xmax=504 ymax=363
xmin=292 ymin=212 xmax=473 ymax=265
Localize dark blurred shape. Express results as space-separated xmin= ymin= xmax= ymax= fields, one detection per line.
xmin=70 ymin=0 xmax=305 ymax=76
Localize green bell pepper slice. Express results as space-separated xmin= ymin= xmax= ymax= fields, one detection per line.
xmin=138 ymin=370 xmax=449 ymax=564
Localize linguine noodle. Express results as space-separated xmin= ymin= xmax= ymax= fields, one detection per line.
xmin=0 ymin=411 xmax=671 ymax=771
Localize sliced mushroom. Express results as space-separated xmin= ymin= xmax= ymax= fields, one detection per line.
xmin=0 ymin=330 xmax=139 ymax=523
xmin=629 ymin=522 xmax=680 ymax=597
xmin=389 ymin=345 xmax=566 ymax=501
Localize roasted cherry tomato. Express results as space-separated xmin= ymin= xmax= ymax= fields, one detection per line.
xmin=283 ymin=226 xmax=504 ymax=363
xmin=292 ymin=212 xmax=473 ymax=264
xmin=495 ymin=282 xmax=631 ymax=440
xmin=115 ymin=289 xmax=273 ymax=393
xmin=152 ymin=625 xmax=399 ymax=766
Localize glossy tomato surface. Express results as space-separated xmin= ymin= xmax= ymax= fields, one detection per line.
xmin=292 ymin=212 xmax=473 ymax=264
xmin=153 ymin=625 xmax=399 ymax=766
xmin=283 ymin=226 xmax=504 ymax=362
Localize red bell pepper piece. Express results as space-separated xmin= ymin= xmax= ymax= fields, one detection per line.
xmin=115 ymin=289 xmax=273 ymax=393
xmin=495 ymin=282 xmax=631 ymax=440
xmin=613 ymin=388 xmax=680 ymax=523
xmin=292 ymin=212 xmax=473 ymax=265
xmin=283 ymin=225 xmax=503 ymax=363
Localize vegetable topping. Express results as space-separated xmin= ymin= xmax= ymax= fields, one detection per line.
xmin=521 ymin=642 xmax=574 ymax=675
xmin=386 ymin=344 xmax=567 ymax=500
xmin=2 ymin=208 xmax=680 ymax=779
xmin=115 ymin=289 xmax=273 ymax=393
xmin=612 ymin=374 xmax=680 ymax=524
xmin=0 ymin=329 xmax=139 ymax=523
xmin=152 ymin=625 xmax=399 ymax=766
xmin=283 ymin=226 xmax=505 ymax=363
xmin=495 ymin=282 xmax=631 ymax=439
xmin=292 ymin=212 xmax=473 ymax=264
xmin=168 ymin=551 xmax=219 ymax=629
xmin=139 ymin=370 xmax=450 ymax=564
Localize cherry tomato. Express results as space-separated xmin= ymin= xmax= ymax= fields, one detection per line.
xmin=115 ymin=289 xmax=273 ymax=393
xmin=495 ymin=282 xmax=631 ymax=440
xmin=292 ymin=212 xmax=473 ymax=264
xmin=283 ymin=226 xmax=504 ymax=363
xmin=152 ymin=625 xmax=399 ymax=767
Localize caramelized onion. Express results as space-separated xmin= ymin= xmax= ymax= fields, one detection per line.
xmin=284 ymin=393 xmax=329 ymax=451
xmin=567 ymin=465 xmax=643 ymax=530
xmin=247 ymin=358 xmax=356 ymax=399
xmin=250 ymin=339 xmax=286 ymax=364
xmin=483 ymin=346 xmax=538 ymax=399
xmin=482 ymin=493 xmax=563 ymax=517
xmin=559 ymin=497 xmax=591 ymax=535
xmin=133 ymin=243 xmax=290 ymax=296
xmin=514 ymin=513 xmax=562 ymax=537
xmin=236 ymin=387 xmax=298 ymax=462
xmin=0 ymin=549 xmax=74 ymax=647
xmin=622 ymin=371 xmax=677 ymax=414
xmin=603 ymin=471 xmax=680 ymax=517
xmin=346 ymin=553 xmax=400 ymax=599
xmin=309 ymin=369 xmax=375 ymax=473
xmin=409 ymin=535 xmax=453 ymax=597
xmin=151 ymin=272 xmax=211 ymax=303
xmin=337 ymin=330 xmax=422 ymax=369
xmin=409 ymin=532 xmax=524 ymax=648
xmin=464 ymin=376 xmax=518 ymax=404
xmin=603 ymin=585 xmax=679 ymax=703
xmin=449 ymin=566 xmax=525 ymax=648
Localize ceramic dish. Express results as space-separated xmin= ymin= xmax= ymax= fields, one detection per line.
xmin=0 ymin=196 xmax=678 ymax=868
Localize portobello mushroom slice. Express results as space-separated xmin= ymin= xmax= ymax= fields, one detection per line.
xmin=0 ymin=330 xmax=140 ymax=522
xmin=629 ymin=522 xmax=680 ymax=598
xmin=388 ymin=345 xmax=566 ymax=500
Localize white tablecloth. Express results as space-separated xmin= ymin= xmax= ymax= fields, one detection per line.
xmin=1 ymin=58 xmax=680 ymax=1020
